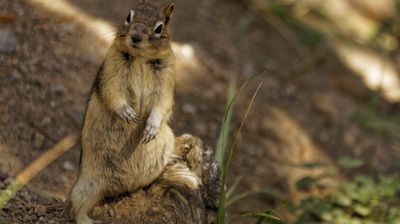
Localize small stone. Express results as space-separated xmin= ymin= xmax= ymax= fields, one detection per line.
xmin=108 ymin=209 xmax=115 ymax=217
xmin=280 ymin=85 xmax=296 ymax=97
xmin=195 ymin=123 xmax=207 ymax=135
xmin=182 ymin=103 xmax=196 ymax=114
xmin=0 ymin=28 xmax=17 ymax=53
xmin=62 ymin=161 xmax=75 ymax=171
xmin=41 ymin=117 xmax=51 ymax=126
xmin=62 ymin=23 xmax=76 ymax=34
xmin=50 ymin=100 xmax=57 ymax=108
xmin=50 ymin=84 xmax=64 ymax=96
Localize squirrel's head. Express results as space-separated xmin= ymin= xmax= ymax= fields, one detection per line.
xmin=116 ymin=0 xmax=175 ymax=56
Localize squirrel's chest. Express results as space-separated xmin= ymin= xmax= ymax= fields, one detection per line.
xmin=129 ymin=59 xmax=157 ymax=88
xmin=127 ymin=58 xmax=162 ymax=108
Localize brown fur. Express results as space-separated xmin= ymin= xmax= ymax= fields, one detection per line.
xmin=70 ymin=2 xmax=176 ymax=224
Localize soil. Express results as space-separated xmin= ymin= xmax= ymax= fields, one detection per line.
xmin=0 ymin=0 xmax=399 ymax=223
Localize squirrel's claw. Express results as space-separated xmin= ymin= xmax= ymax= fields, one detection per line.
xmin=118 ymin=105 xmax=138 ymax=124
xmin=142 ymin=123 xmax=159 ymax=144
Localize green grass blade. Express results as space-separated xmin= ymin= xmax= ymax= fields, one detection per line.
xmin=217 ymin=81 xmax=263 ymax=224
xmin=217 ymin=187 xmax=227 ymax=223
xmin=216 ymin=76 xmax=237 ymax=167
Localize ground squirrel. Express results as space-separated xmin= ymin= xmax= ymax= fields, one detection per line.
xmin=70 ymin=1 xmax=176 ymax=223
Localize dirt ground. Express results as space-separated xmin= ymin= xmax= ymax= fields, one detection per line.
xmin=0 ymin=0 xmax=399 ymax=223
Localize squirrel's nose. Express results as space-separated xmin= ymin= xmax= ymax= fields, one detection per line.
xmin=131 ymin=34 xmax=142 ymax=43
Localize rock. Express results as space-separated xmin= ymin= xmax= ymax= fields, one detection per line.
xmin=0 ymin=28 xmax=17 ymax=53
xmin=93 ymin=134 xmax=220 ymax=224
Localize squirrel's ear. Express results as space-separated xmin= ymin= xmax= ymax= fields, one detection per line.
xmin=163 ymin=3 xmax=175 ymax=24
xmin=125 ymin=10 xmax=134 ymax=25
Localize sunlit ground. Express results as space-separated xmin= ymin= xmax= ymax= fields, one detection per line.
xmin=334 ymin=41 xmax=400 ymax=102
xmin=29 ymin=0 xmax=115 ymax=44
xmin=253 ymin=0 xmax=400 ymax=102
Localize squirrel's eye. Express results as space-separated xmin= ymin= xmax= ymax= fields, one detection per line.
xmin=154 ymin=22 xmax=163 ymax=34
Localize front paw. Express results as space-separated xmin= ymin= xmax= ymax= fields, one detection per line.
xmin=142 ymin=122 xmax=160 ymax=144
xmin=117 ymin=105 xmax=138 ymax=124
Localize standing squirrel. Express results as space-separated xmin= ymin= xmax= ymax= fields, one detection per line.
xmin=70 ymin=1 xmax=176 ymax=224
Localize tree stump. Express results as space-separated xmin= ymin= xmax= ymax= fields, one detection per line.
xmin=91 ymin=134 xmax=220 ymax=224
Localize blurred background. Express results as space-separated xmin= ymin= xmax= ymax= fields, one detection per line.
xmin=0 ymin=0 xmax=400 ymax=223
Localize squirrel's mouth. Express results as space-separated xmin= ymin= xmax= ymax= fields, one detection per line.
xmin=131 ymin=44 xmax=141 ymax=49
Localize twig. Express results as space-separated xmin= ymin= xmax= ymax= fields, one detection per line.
xmin=0 ymin=15 xmax=17 ymax=23
xmin=0 ymin=134 xmax=78 ymax=209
